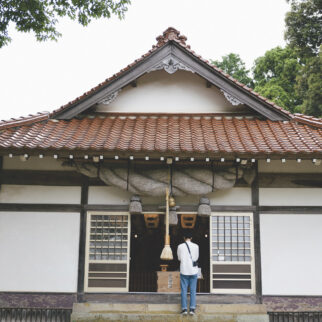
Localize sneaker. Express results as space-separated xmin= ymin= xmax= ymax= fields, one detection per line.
xmin=181 ymin=309 xmax=188 ymax=315
xmin=189 ymin=308 xmax=195 ymax=315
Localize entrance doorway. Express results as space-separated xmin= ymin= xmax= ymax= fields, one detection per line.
xmin=129 ymin=213 xmax=210 ymax=293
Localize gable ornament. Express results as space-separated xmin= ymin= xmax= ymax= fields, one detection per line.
xmin=220 ymin=90 xmax=242 ymax=106
xmin=149 ymin=55 xmax=194 ymax=74
xmin=98 ymin=89 xmax=121 ymax=105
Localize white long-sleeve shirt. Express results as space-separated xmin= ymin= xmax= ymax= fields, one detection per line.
xmin=177 ymin=241 xmax=199 ymax=275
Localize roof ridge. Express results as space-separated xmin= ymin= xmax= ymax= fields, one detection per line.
xmin=292 ymin=114 xmax=322 ymax=129
xmin=0 ymin=112 xmax=49 ymax=130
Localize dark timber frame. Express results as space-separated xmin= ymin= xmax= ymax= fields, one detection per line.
xmin=53 ymin=42 xmax=290 ymax=121
xmin=77 ymin=178 xmax=89 ymax=302
xmin=251 ymin=162 xmax=262 ymax=303
xmin=1 ymin=169 xmax=322 ymax=188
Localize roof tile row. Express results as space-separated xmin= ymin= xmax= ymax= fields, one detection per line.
xmin=0 ymin=115 xmax=321 ymax=156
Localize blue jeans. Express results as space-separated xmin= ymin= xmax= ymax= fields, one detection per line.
xmin=180 ymin=273 xmax=198 ymax=310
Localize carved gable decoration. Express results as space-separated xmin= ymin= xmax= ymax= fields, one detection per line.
xmin=51 ymin=27 xmax=291 ymax=121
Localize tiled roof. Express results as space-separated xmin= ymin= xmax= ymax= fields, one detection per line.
xmin=51 ymin=27 xmax=291 ymax=119
xmin=1 ymin=115 xmax=321 ymax=157
xmin=0 ymin=112 xmax=49 ymax=130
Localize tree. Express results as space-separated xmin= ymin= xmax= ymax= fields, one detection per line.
xmin=296 ymin=51 xmax=322 ymax=116
xmin=211 ymin=53 xmax=253 ymax=88
xmin=252 ymin=46 xmax=303 ymax=113
xmin=0 ymin=0 xmax=131 ymax=48
xmin=285 ymin=0 xmax=322 ymax=58
xmin=284 ymin=0 xmax=322 ymax=117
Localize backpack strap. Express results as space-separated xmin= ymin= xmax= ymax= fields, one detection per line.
xmin=185 ymin=242 xmax=193 ymax=261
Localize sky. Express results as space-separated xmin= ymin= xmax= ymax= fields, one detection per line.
xmin=0 ymin=0 xmax=290 ymax=120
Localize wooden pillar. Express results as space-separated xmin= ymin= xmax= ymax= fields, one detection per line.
xmin=252 ymin=161 xmax=262 ymax=304
xmin=77 ymin=177 xmax=89 ymax=302
xmin=0 ymin=156 xmax=3 ymax=191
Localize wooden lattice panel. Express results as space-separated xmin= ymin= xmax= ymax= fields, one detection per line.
xmin=85 ymin=212 xmax=130 ymax=292
xmin=181 ymin=214 xmax=197 ymax=228
xmin=144 ymin=214 xmax=159 ymax=228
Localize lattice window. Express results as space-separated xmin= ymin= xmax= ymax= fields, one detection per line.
xmin=211 ymin=215 xmax=251 ymax=262
xmin=210 ymin=213 xmax=255 ymax=294
xmin=85 ymin=212 xmax=130 ymax=292
xmin=89 ymin=214 xmax=128 ymax=260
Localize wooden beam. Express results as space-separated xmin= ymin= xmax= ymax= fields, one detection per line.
xmin=84 ymin=204 xmax=256 ymax=212
xmin=0 ymin=203 xmax=81 ymax=212
xmin=0 ymin=170 xmax=104 ymax=186
xmin=1 ymin=203 xmax=319 ymax=215
xmin=2 ymin=170 xmax=320 ymax=188
xmin=259 ymin=206 xmax=322 ymax=214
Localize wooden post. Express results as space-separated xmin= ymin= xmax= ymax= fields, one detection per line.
xmin=77 ymin=177 xmax=89 ymax=302
xmin=252 ymin=161 xmax=262 ymax=304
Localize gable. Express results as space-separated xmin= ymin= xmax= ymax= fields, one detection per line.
xmin=52 ymin=28 xmax=291 ymax=121
xmin=95 ymin=70 xmax=253 ymax=114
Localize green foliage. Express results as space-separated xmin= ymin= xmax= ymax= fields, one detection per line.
xmin=211 ymin=53 xmax=253 ymax=88
xmin=0 ymin=0 xmax=131 ymax=48
xmin=284 ymin=0 xmax=322 ymax=117
xmin=296 ymin=51 xmax=322 ymax=116
xmin=252 ymin=46 xmax=302 ymax=113
xmin=285 ymin=0 xmax=322 ymax=57
xmin=209 ymin=1 xmax=322 ymax=117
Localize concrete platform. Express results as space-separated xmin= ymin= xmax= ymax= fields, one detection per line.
xmin=71 ymin=303 xmax=269 ymax=321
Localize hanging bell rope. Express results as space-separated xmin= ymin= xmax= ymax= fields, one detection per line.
xmin=160 ymin=187 xmax=173 ymax=260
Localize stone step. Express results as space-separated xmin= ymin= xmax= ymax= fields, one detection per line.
xmin=71 ymin=303 xmax=269 ymax=322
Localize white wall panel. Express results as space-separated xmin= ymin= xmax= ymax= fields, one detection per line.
xmin=259 ymin=188 xmax=322 ymax=206
xmin=208 ymin=188 xmax=252 ymax=206
xmin=96 ymin=70 xmax=250 ymax=114
xmin=0 ymin=212 xmax=80 ymax=292
xmin=3 ymin=156 xmax=69 ymax=171
xmin=260 ymin=214 xmax=322 ymax=295
xmin=0 ymin=185 xmax=81 ymax=204
xmin=88 ymin=186 xmax=132 ymax=205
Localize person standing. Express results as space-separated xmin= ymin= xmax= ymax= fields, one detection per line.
xmin=177 ymin=230 xmax=199 ymax=315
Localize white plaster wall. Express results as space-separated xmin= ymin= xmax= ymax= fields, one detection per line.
xmin=88 ymin=186 xmax=132 ymax=205
xmin=258 ymin=160 xmax=322 ymax=173
xmin=260 ymin=214 xmax=322 ymax=295
xmin=0 ymin=212 xmax=80 ymax=292
xmin=259 ymin=188 xmax=322 ymax=206
xmin=3 ymin=156 xmax=69 ymax=171
xmin=208 ymin=188 xmax=252 ymax=206
xmin=95 ymin=70 xmax=251 ymax=114
xmin=88 ymin=186 xmax=251 ymax=206
xmin=0 ymin=185 xmax=81 ymax=204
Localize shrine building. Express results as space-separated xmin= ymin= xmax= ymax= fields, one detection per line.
xmin=0 ymin=28 xmax=322 ymax=321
